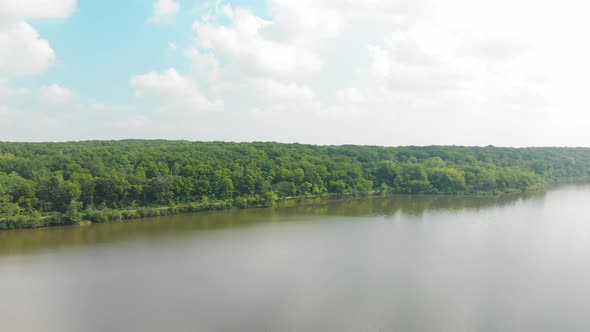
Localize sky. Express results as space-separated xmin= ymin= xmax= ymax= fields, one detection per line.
xmin=0 ymin=0 xmax=589 ymax=146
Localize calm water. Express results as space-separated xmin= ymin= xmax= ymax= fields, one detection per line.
xmin=2 ymin=185 xmax=590 ymax=331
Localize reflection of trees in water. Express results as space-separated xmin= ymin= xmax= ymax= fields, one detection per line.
xmin=0 ymin=210 xmax=272 ymax=256
xmin=281 ymin=190 xmax=547 ymax=218
xmin=0 ymin=190 xmax=548 ymax=256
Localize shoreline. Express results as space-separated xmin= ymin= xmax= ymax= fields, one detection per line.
xmin=3 ymin=141 xmax=589 ymax=232
xmin=0 ymin=187 xmax=550 ymax=231
xmin=2 ymin=179 xmax=588 ymax=232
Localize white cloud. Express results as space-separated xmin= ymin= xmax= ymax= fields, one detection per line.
xmin=267 ymin=0 xmax=431 ymax=45
xmin=190 ymin=0 xmax=570 ymax=146
xmin=0 ymin=0 xmax=76 ymax=114
xmin=186 ymin=47 xmax=219 ymax=80
xmin=39 ymin=84 xmax=73 ymax=105
xmin=148 ymin=0 xmax=179 ymax=24
xmin=358 ymin=16 xmax=553 ymax=123
xmin=0 ymin=22 xmax=56 ymax=76
xmin=6 ymin=0 xmax=590 ymax=146
xmin=0 ymin=0 xmax=76 ymax=19
xmin=193 ymin=5 xmax=321 ymax=78
xmin=0 ymin=0 xmax=76 ymax=76
xmin=130 ymin=68 xmax=223 ymax=112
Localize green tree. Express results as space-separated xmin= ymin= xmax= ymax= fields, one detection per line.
xmin=52 ymin=179 xmax=82 ymax=213
xmin=428 ymin=168 xmax=466 ymax=193
xmin=396 ymin=164 xmax=432 ymax=193
xmin=262 ymin=191 xmax=278 ymax=207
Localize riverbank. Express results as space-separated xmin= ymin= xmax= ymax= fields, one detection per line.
xmin=3 ymin=176 xmax=590 ymax=231
xmin=5 ymin=141 xmax=589 ymax=231
xmin=6 ymin=195 xmax=306 ymax=230
xmin=0 ymin=187 xmax=544 ymax=231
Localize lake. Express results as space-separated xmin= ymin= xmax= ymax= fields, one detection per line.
xmin=1 ymin=184 xmax=590 ymax=331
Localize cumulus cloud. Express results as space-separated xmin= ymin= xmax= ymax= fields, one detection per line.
xmin=186 ymin=47 xmax=219 ymax=80
xmin=175 ymin=0 xmax=581 ymax=146
xmin=39 ymin=84 xmax=74 ymax=105
xmin=0 ymin=0 xmax=76 ymax=124
xmin=267 ymin=0 xmax=431 ymax=45
xmin=148 ymin=0 xmax=179 ymax=24
xmin=193 ymin=5 xmax=321 ymax=78
xmin=0 ymin=0 xmax=76 ymax=19
xmin=365 ymin=27 xmax=483 ymax=95
xmin=5 ymin=0 xmax=590 ymax=146
xmin=0 ymin=0 xmax=76 ymax=77
xmin=131 ymin=68 xmax=223 ymax=112
xmin=0 ymin=22 xmax=56 ymax=76
xmin=0 ymin=1 xmax=84 ymax=143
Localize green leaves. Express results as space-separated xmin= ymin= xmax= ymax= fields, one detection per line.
xmin=0 ymin=140 xmax=587 ymax=230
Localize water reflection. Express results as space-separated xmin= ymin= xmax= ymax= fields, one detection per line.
xmin=291 ymin=190 xmax=547 ymax=217
xmin=0 ymin=190 xmax=546 ymax=256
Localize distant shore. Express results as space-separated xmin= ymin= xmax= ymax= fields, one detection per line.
xmin=3 ymin=140 xmax=590 ymax=230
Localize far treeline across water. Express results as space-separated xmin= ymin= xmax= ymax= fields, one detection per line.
xmin=1 ymin=140 xmax=589 ymax=230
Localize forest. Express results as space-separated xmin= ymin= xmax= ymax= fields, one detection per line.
xmin=1 ymin=140 xmax=589 ymax=230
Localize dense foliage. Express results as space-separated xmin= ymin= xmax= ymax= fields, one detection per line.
xmin=1 ymin=140 xmax=589 ymax=229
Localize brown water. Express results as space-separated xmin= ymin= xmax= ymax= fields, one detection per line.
xmin=1 ymin=185 xmax=589 ymax=331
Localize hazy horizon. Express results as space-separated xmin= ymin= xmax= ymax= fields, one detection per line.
xmin=1 ymin=138 xmax=589 ymax=150
xmin=1 ymin=0 xmax=589 ymax=147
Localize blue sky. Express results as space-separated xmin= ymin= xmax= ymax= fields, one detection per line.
xmin=16 ymin=1 xmax=225 ymax=103
xmin=1 ymin=0 xmax=590 ymax=146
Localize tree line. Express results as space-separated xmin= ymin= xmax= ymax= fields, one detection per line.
xmin=1 ymin=140 xmax=589 ymax=229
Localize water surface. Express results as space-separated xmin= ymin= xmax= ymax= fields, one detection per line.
xmin=1 ymin=185 xmax=590 ymax=331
